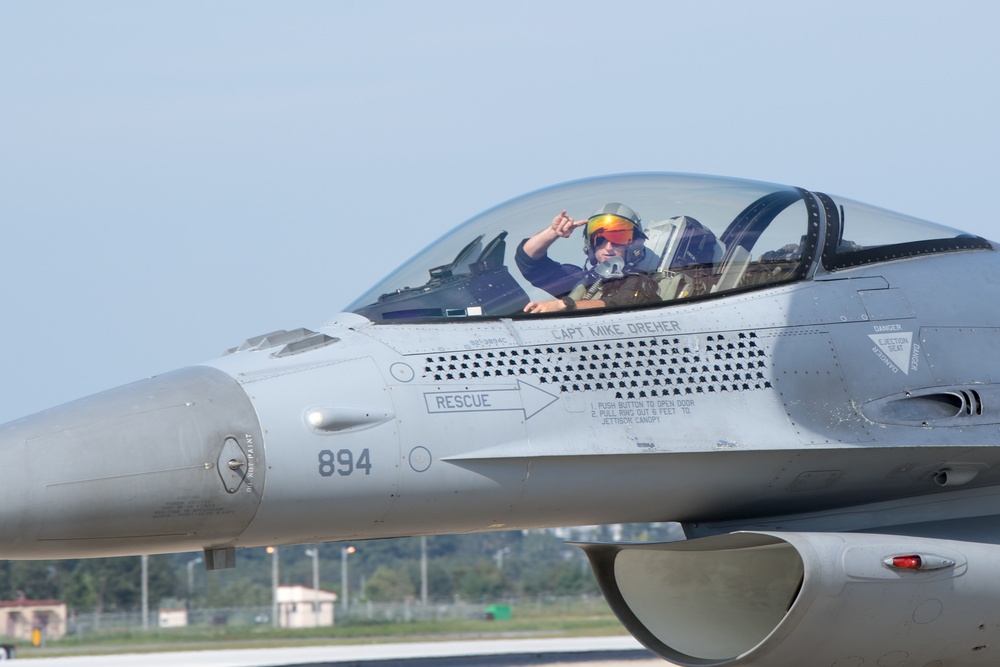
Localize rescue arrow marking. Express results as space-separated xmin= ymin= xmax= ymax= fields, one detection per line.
xmin=424 ymin=381 xmax=559 ymax=419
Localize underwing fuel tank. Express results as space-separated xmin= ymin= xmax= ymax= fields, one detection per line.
xmin=0 ymin=366 xmax=264 ymax=560
xmin=578 ymin=532 xmax=1000 ymax=667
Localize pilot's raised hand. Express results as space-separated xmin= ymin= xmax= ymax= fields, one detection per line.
xmin=550 ymin=210 xmax=587 ymax=238
xmin=522 ymin=210 xmax=587 ymax=260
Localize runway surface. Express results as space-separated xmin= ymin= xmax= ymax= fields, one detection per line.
xmin=15 ymin=636 xmax=668 ymax=667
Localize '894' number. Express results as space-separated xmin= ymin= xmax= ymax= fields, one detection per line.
xmin=318 ymin=448 xmax=372 ymax=477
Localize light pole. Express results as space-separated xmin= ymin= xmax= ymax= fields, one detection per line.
xmin=266 ymin=546 xmax=279 ymax=628
xmin=420 ymin=536 xmax=428 ymax=606
xmin=141 ymin=554 xmax=149 ymax=630
xmin=186 ymin=556 xmax=203 ymax=603
xmin=304 ymin=548 xmax=320 ymax=626
xmin=340 ymin=545 xmax=355 ymax=614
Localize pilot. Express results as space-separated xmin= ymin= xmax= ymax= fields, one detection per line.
xmin=516 ymin=203 xmax=661 ymax=313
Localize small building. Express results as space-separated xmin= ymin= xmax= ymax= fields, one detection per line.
xmin=0 ymin=599 xmax=67 ymax=641
xmin=158 ymin=606 xmax=189 ymax=628
xmin=276 ymin=585 xmax=337 ymax=628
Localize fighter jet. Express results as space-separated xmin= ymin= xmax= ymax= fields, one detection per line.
xmin=1 ymin=172 xmax=997 ymax=666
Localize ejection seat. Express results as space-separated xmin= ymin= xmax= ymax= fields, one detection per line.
xmin=643 ymin=216 xmax=724 ymax=300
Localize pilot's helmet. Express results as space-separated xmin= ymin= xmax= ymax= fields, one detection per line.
xmin=583 ymin=203 xmax=646 ymax=266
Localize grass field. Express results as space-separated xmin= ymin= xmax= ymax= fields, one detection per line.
xmin=14 ymin=602 xmax=629 ymax=659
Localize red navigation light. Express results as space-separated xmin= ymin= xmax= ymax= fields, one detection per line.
xmin=882 ymin=553 xmax=955 ymax=572
xmin=890 ymin=555 xmax=923 ymax=570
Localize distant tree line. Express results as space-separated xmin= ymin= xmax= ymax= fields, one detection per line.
xmin=0 ymin=524 xmax=682 ymax=612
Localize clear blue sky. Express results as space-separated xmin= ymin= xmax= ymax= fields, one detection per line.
xmin=2 ymin=1 xmax=999 ymax=423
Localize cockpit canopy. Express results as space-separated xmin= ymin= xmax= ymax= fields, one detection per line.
xmin=348 ymin=173 xmax=989 ymax=323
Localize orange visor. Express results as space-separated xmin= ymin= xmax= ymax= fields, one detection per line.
xmin=586 ymin=214 xmax=636 ymax=247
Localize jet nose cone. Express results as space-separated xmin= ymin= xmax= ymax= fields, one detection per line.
xmin=0 ymin=366 xmax=265 ymax=559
